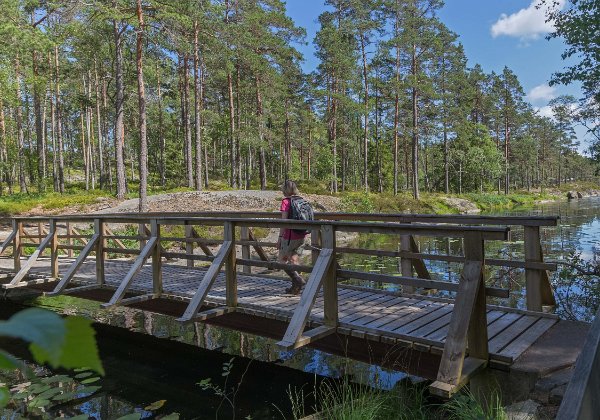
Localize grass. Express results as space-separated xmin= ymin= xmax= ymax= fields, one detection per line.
xmin=1 ymin=177 xmax=597 ymax=217
xmin=289 ymin=378 xmax=509 ymax=420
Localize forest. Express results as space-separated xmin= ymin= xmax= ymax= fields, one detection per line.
xmin=0 ymin=0 xmax=598 ymax=212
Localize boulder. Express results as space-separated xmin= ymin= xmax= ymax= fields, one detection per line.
xmin=567 ymin=191 xmax=578 ymax=200
xmin=577 ymin=191 xmax=584 ymax=198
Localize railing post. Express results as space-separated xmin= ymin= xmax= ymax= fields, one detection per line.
xmin=322 ymin=225 xmax=338 ymax=327
xmin=224 ymin=222 xmax=237 ymax=307
xmin=524 ymin=226 xmax=555 ymax=310
xmin=185 ymin=224 xmax=194 ymax=268
xmin=311 ymin=229 xmax=321 ymax=265
xmin=13 ymin=219 xmax=22 ymax=271
xmin=50 ymin=219 xmax=59 ymax=278
xmin=95 ymin=219 xmax=105 ymax=285
xmin=151 ymin=219 xmax=162 ymax=295
xmin=240 ymin=226 xmax=251 ymax=274
xmin=139 ymin=223 xmax=147 ymax=251
xmin=66 ymin=222 xmax=73 ymax=258
xmin=463 ymin=231 xmax=488 ymax=360
xmin=37 ymin=222 xmax=43 ymax=244
xmin=400 ymin=235 xmax=414 ymax=294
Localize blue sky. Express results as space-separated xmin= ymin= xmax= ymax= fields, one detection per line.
xmin=285 ymin=0 xmax=590 ymax=150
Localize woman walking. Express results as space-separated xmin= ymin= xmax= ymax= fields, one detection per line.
xmin=278 ymin=180 xmax=309 ymax=295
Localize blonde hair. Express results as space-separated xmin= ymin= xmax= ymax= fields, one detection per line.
xmin=281 ymin=180 xmax=300 ymax=197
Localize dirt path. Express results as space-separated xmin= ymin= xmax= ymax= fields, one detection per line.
xmin=92 ymin=190 xmax=342 ymax=215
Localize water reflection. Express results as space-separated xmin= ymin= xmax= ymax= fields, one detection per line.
xmin=339 ymin=196 xmax=600 ymax=320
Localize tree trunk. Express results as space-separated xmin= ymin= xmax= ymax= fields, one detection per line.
xmin=227 ymin=72 xmax=237 ymax=188
xmin=255 ymin=76 xmax=267 ymax=190
xmin=113 ymin=10 xmax=127 ymax=199
xmin=411 ymin=43 xmax=419 ymax=200
xmin=156 ymin=62 xmax=165 ymax=187
xmin=33 ymin=50 xmax=45 ymax=192
xmin=193 ymin=20 xmax=203 ymax=191
xmin=15 ymin=55 xmax=27 ymax=193
xmin=136 ymin=0 xmax=148 ymax=212
xmin=360 ymin=35 xmax=369 ymax=192
xmin=94 ymin=61 xmax=105 ymax=190
xmin=393 ymin=8 xmax=400 ymax=196
xmin=183 ymin=55 xmax=193 ymax=188
xmin=54 ymin=46 xmax=65 ymax=193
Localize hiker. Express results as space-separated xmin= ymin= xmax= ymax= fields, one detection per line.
xmin=278 ymin=180 xmax=313 ymax=295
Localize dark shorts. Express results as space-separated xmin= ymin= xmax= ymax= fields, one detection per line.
xmin=278 ymin=238 xmax=305 ymax=259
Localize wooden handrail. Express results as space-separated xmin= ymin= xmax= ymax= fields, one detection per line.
xmin=557 ymin=307 xmax=600 ymax=420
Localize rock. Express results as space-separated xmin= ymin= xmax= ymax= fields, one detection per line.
xmin=549 ymin=384 xmax=567 ymax=405
xmin=567 ymin=191 xmax=578 ymax=200
xmin=505 ymin=399 xmax=540 ymax=420
xmin=441 ymin=197 xmax=480 ymax=214
xmin=577 ymin=191 xmax=584 ymax=198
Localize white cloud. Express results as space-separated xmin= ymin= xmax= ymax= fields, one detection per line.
xmin=491 ymin=0 xmax=565 ymax=40
xmin=534 ymin=105 xmax=554 ymax=119
xmin=527 ymin=84 xmax=557 ymax=102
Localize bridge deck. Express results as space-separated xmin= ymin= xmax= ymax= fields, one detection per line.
xmin=12 ymin=258 xmax=557 ymax=366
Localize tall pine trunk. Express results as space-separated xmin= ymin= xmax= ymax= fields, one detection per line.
xmin=411 ymin=43 xmax=419 ymax=200
xmin=193 ymin=21 xmax=203 ymax=191
xmin=136 ymin=0 xmax=148 ymax=212
xmin=255 ymin=76 xmax=267 ymax=190
xmin=15 ymin=55 xmax=27 ymax=193
xmin=113 ymin=11 xmax=127 ymax=199
xmin=54 ymin=46 xmax=65 ymax=193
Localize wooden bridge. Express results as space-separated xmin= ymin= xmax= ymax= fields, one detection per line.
xmin=0 ymin=212 xmax=562 ymax=397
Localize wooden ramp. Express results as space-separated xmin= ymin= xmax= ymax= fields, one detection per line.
xmin=17 ymin=258 xmax=557 ymax=367
xmin=0 ymin=213 xmax=560 ymax=398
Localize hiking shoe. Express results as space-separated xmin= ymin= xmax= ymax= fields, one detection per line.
xmin=285 ymin=284 xmax=302 ymax=295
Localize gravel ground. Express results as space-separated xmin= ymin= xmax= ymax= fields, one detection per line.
xmin=91 ymin=190 xmax=342 ymax=215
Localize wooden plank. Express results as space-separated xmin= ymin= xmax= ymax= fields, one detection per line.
xmin=409 ymin=235 xmax=431 ymax=280
xmin=151 ymin=220 xmax=162 ymax=295
xmin=0 ymin=229 xmax=16 ymax=256
xmin=435 ymin=260 xmax=483 ymax=387
xmin=46 ymin=234 xmax=100 ymax=296
xmin=237 ymin=259 xmax=313 ymax=273
xmin=240 ymin=227 xmax=251 ymax=274
xmin=13 ymin=220 xmax=22 ymax=271
xmin=339 ymin=294 xmax=404 ymax=324
xmin=488 ymin=315 xmax=539 ymax=353
xmin=362 ymin=299 xmax=435 ymax=329
xmin=95 ymin=219 xmax=105 ymax=285
xmin=321 ymin=226 xmax=338 ymax=327
xmin=346 ymin=297 xmax=414 ymax=327
xmin=430 ymin=357 xmax=487 ymax=398
xmin=400 ymin=234 xmax=414 ymax=294
xmin=394 ymin=305 xmax=454 ymax=335
xmin=224 ymin=222 xmax=237 ymax=308
xmin=428 ymin=310 xmax=505 ymax=342
xmin=101 ymin=237 xmax=157 ymax=307
xmin=487 ymin=313 xmax=524 ymax=340
xmin=496 ymin=317 xmax=557 ymax=362
xmin=276 ymin=245 xmax=335 ymax=349
xmin=247 ymin=229 xmax=268 ymax=261
xmin=278 ymin=325 xmax=336 ymax=351
xmin=50 ymin=220 xmax=59 ymax=278
xmin=338 ymin=269 xmax=509 ymax=298
xmin=556 ymin=307 xmax=600 ymax=420
xmin=524 ymin=226 xmax=542 ymax=312
xmin=374 ymin=301 xmax=445 ymax=332
xmin=464 ymin=231 xmax=488 ymax=361
xmin=185 ymin=225 xmax=194 ymax=268
xmin=192 ymin=306 xmax=236 ymax=321
xmin=9 ymin=228 xmax=55 ymax=285
xmin=176 ymin=239 xmax=234 ymax=322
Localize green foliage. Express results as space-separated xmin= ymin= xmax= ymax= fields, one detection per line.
xmin=198 ymin=357 xmax=252 ymax=420
xmin=0 ymin=307 xmax=103 ymax=417
xmin=444 ymin=390 xmax=507 ymax=420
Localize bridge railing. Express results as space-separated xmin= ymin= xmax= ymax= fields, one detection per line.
xmin=0 ymin=213 xmax=555 ymax=397
xmin=556 ymin=306 xmax=600 ymax=420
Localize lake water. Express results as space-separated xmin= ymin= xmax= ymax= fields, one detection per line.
xmin=1 ymin=197 xmax=599 ymax=419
